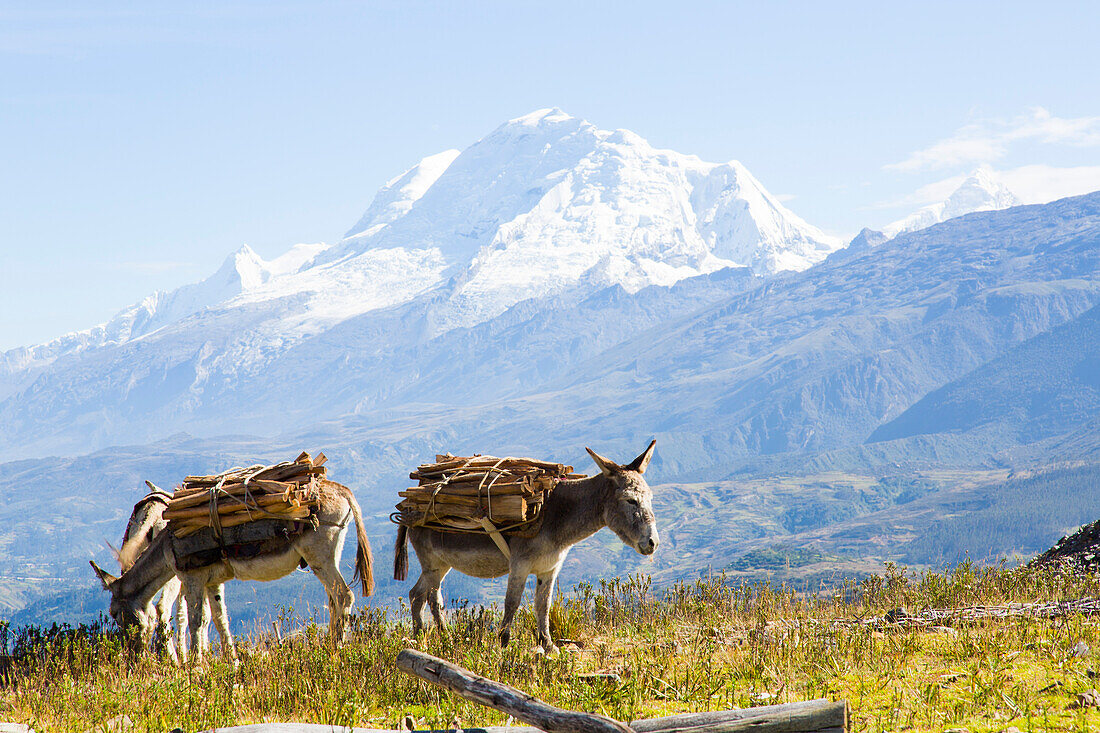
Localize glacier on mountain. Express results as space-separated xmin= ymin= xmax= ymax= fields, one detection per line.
xmin=0 ymin=108 xmax=847 ymax=457
xmin=884 ymin=167 xmax=1021 ymax=237
xmin=3 ymin=108 xmax=839 ymax=378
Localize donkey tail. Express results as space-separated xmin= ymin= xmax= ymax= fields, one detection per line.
xmin=394 ymin=524 xmax=409 ymax=581
xmin=336 ymin=483 xmax=374 ymax=597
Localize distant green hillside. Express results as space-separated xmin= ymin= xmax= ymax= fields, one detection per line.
xmin=870 ymin=303 xmax=1100 ymax=445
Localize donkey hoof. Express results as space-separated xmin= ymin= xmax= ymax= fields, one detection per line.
xmin=499 ymin=628 xmax=511 ymax=647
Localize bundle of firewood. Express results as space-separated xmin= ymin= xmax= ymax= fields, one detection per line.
xmin=164 ymin=452 xmax=326 ymax=538
xmin=392 ymin=454 xmax=586 ymax=533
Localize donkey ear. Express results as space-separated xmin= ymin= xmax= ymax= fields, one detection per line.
xmin=585 ymin=447 xmax=619 ymax=476
xmin=90 ymin=559 xmax=118 ymax=589
xmin=625 ymin=439 xmax=657 ymax=474
xmin=144 ymin=480 xmax=162 ymax=493
xmin=104 ymin=540 xmax=122 ymax=565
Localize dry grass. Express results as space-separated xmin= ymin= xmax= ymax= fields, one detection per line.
xmin=4 ymin=563 xmax=1100 ymax=732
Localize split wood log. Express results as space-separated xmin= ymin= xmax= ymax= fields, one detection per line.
xmin=397 ymin=500 xmax=528 ymax=523
xmin=396 ymin=649 xmax=634 ymax=733
xmin=164 ymin=495 xmax=297 ymax=521
xmin=401 ymin=484 xmax=535 ymax=498
xmin=413 ymin=457 xmax=571 ymax=476
xmin=172 ymin=506 xmax=310 ymax=537
xmin=169 ymin=479 xmax=297 ymax=504
xmin=400 ymin=485 xmax=532 ymax=500
xmin=411 ymin=469 xmax=535 ymax=481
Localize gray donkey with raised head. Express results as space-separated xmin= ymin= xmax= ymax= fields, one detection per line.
xmin=393 ymin=440 xmax=659 ymax=654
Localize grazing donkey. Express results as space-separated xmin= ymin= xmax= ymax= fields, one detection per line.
xmin=92 ymin=479 xmax=374 ymax=661
xmin=394 ymin=441 xmax=659 ymax=654
xmin=112 ymin=484 xmax=227 ymax=662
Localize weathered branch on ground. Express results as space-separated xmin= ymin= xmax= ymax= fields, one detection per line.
xmin=396 ymin=648 xmax=847 ymax=733
xmin=397 ymin=648 xmax=634 ymax=733
xmin=860 ymin=597 xmax=1100 ymax=628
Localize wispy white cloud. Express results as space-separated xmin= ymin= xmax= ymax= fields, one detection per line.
xmin=773 ymin=193 xmax=796 ymax=203
xmin=997 ymin=164 xmax=1100 ymax=204
xmin=873 ymin=164 xmax=1100 ymax=215
xmin=886 ymin=108 xmax=1100 ymax=172
xmin=881 ymin=174 xmax=970 ymax=210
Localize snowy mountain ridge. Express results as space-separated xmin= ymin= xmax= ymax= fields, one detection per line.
xmin=884 ymin=167 xmax=1022 ymax=237
xmin=3 ymin=108 xmax=841 ymax=381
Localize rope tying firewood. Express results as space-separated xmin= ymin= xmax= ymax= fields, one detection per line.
xmin=391 ymin=453 xmax=587 ymax=544
xmin=164 ymin=452 xmax=326 ymax=538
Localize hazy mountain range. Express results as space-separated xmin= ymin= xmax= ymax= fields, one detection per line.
xmin=2 ymin=110 xmax=1098 ymax=624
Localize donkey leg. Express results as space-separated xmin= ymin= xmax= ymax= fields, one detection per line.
xmin=410 ymin=566 xmax=447 ymax=636
xmin=309 ymin=556 xmax=354 ymax=643
xmin=182 ymin=580 xmax=210 ymax=663
xmin=498 ymin=569 xmax=529 ymax=648
xmin=409 ymin=572 xmax=431 ymax=635
xmin=533 ymin=568 xmax=562 ymax=655
xmin=153 ymin=588 xmax=176 ymax=662
xmin=173 ymin=582 xmax=189 ymax=661
xmin=426 ymin=570 xmax=451 ymax=634
xmin=209 ymin=584 xmax=237 ymax=663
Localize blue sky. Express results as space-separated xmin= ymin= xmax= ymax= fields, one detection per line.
xmin=2 ymin=1 xmax=1099 ymax=350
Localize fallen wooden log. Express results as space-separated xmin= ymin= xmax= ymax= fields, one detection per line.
xmin=398 ymin=648 xmax=632 ymax=733
xmin=857 ymin=597 xmax=1100 ymax=628
xmin=396 ymin=649 xmax=848 ymax=733
xmin=188 ymin=700 xmax=846 ymax=733
xmin=631 ymin=702 xmax=847 ymax=733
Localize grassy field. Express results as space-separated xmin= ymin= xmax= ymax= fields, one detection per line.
xmin=4 ymin=564 xmax=1100 ymax=732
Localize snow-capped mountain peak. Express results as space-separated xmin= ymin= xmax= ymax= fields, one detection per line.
xmin=344 ymin=149 xmax=461 ymax=240
xmin=330 ymin=109 xmax=840 ymax=330
xmin=3 ymin=109 xmax=843 ymax=398
xmin=884 ymin=167 xmax=1021 ymax=236
xmin=507 ymin=107 xmax=576 ymax=127
xmin=940 ymin=168 xmax=1020 ymax=221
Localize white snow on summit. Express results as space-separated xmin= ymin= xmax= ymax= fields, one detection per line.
xmin=331 ymin=108 xmax=841 ymax=331
xmin=885 ymin=168 xmax=1021 ymax=237
xmin=344 ymin=149 xmax=461 ymax=239
xmin=3 ymin=108 xmax=841 ymax=379
xmin=0 ymin=242 xmax=333 ymax=381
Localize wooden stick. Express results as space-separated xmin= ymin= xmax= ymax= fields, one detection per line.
xmin=171 ymin=479 xmax=299 ymax=501
xmin=412 ymin=469 xmax=539 ymax=482
xmin=171 ymin=506 xmax=311 ymax=537
xmin=402 ymin=486 xmax=533 ymax=499
xmin=163 ymin=495 xmax=299 ymax=521
xmin=396 ymin=649 xmax=634 ymax=733
xmin=415 ymin=457 xmax=571 ymax=474
xmin=402 ymin=482 xmax=532 ymax=498
xmin=397 ymin=496 xmax=527 ymax=522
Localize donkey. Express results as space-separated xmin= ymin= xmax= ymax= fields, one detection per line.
xmin=112 ymin=484 xmax=228 ymax=662
xmin=112 ymin=485 xmax=185 ymax=660
xmin=394 ymin=441 xmax=659 ymax=654
xmin=92 ymin=479 xmax=374 ymax=661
